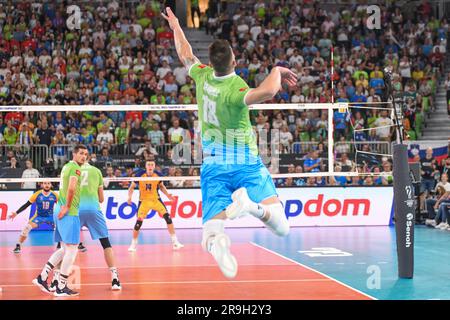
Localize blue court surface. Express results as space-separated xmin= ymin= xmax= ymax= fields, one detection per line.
xmin=1 ymin=225 xmax=449 ymax=300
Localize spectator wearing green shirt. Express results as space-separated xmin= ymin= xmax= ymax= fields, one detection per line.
xmin=141 ymin=113 xmax=157 ymax=132
xmin=86 ymin=120 xmax=97 ymax=138
xmin=96 ymin=113 xmax=114 ymax=133
xmin=114 ymin=121 xmax=130 ymax=154
xmin=3 ymin=121 xmax=17 ymax=145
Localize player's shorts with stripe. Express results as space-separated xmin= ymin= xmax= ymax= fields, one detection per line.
xmin=29 ymin=214 xmax=54 ymax=228
xmin=53 ymin=204 xmax=80 ymax=244
xmin=200 ymin=155 xmax=277 ymax=223
xmin=137 ymin=199 xmax=168 ymax=220
xmin=79 ymin=210 xmax=109 ymax=240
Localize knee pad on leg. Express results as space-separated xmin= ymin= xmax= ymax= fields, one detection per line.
xmin=163 ymin=213 xmax=173 ymax=225
xmin=134 ymin=220 xmax=143 ymax=231
xmin=48 ymin=247 xmax=65 ymax=267
xmin=20 ymin=224 xmax=33 ymax=238
xmin=260 ymin=203 xmax=289 ymax=237
xmin=201 ymin=219 xmax=225 ymax=252
xmin=60 ymin=243 xmax=78 ymax=275
xmin=99 ymin=237 xmax=112 ymax=249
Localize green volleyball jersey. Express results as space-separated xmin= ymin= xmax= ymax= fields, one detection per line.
xmin=188 ymin=62 xmax=258 ymax=156
xmin=58 ymin=161 xmax=82 ymax=216
xmin=79 ymin=163 xmax=104 ymax=213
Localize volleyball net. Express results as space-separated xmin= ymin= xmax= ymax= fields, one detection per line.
xmin=0 ymin=102 xmax=397 ymax=188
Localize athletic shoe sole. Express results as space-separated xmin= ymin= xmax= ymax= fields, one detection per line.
xmin=53 ymin=291 xmax=80 ymax=297
xmin=213 ymin=234 xmax=238 ymax=279
xmin=32 ymin=278 xmax=51 ymax=294
xmin=226 ymin=188 xmax=252 ymax=220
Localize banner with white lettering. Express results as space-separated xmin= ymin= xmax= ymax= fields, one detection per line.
xmin=0 ymin=187 xmax=394 ymax=231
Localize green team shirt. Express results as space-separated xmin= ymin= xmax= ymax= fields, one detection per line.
xmin=58 ymin=161 xmax=82 ymax=216
xmin=79 ymin=163 xmax=104 ymax=213
xmin=188 ymin=62 xmax=258 ymax=156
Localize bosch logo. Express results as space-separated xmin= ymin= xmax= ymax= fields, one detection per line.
xmin=405 ymin=212 xmax=414 ymax=248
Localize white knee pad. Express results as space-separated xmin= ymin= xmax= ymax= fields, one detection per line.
xmin=201 ymin=219 xmax=225 ymax=252
xmin=60 ymin=244 xmax=78 ymax=276
xmin=260 ymin=203 xmax=290 ymax=237
xmin=48 ymin=248 xmax=65 ymax=268
xmin=20 ymin=224 xmax=33 ymax=238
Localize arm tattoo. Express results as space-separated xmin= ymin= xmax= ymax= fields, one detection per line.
xmin=182 ymin=56 xmax=199 ymax=68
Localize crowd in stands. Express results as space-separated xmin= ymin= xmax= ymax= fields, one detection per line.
xmin=0 ymin=0 xmax=448 ymax=190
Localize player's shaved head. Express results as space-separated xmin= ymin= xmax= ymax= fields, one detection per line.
xmin=208 ymin=39 xmax=235 ymax=75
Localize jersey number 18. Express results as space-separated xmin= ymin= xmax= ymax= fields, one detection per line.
xmin=203 ymin=96 xmax=219 ymax=126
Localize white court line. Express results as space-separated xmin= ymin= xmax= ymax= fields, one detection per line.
xmin=0 ymin=263 xmax=290 ymax=271
xmin=0 ymin=278 xmax=332 ymax=288
xmin=250 ymin=242 xmax=377 ymax=300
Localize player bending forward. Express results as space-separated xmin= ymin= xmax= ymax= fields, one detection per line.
xmin=163 ymin=8 xmax=295 ymax=278
xmin=9 ymin=182 xmax=58 ymax=253
xmin=10 ymin=181 xmax=86 ymax=254
xmin=32 ymin=144 xmax=88 ymax=297
xmin=127 ymin=160 xmax=183 ymax=251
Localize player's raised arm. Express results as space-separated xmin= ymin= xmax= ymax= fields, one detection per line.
xmin=161 ymin=7 xmax=200 ymax=69
xmin=244 ymin=66 xmax=298 ymax=106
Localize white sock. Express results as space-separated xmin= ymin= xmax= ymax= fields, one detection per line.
xmin=58 ymin=274 xmax=69 ymax=290
xmin=131 ymin=238 xmax=138 ymax=246
xmin=53 ymin=269 xmax=60 ymax=283
xmin=259 ymin=203 xmax=290 ymax=237
xmin=248 ymin=202 xmax=265 ymax=219
xmin=171 ymin=234 xmax=178 ymax=243
xmin=202 ymin=219 xmax=225 ymax=253
xmin=59 ymin=244 xmax=78 ymax=287
xmin=109 ymin=267 xmax=119 ymax=281
xmin=40 ymin=262 xmax=53 ymax=282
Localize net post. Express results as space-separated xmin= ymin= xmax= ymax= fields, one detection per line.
xmin=327 ymin=103 xmax=334 ymax=175
xmin=393 ymin=143 xmax=415 ymax=278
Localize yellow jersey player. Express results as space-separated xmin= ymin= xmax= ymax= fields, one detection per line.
xmin=127 ymin=160 xmax=184 ymax=251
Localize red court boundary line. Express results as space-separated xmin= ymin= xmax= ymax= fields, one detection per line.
xmin=250 ymin=242 xmax=376 ymax=300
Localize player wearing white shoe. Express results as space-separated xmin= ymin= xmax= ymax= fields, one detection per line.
xmin=127 ymin=160 xmax=183 ymax=251
xmin=162 ymin=8 xmax=294 ymax=279
xmin=48 ymin=160 xmax=122 ymax=292
xmin=32 ymin=144 xmax=88 ymax=297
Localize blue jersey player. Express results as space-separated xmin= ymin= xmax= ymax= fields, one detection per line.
xmin=10 ymin=181 xmax=58 ymax=253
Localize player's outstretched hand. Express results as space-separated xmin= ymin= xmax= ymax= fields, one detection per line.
xmin=167 ymin=194 xmax=175 ymax=201
xmin=277 ymin=66 xmax=298 ymax=87
xmin=58 ymin=206 xmax=68 ymax=220
xmin=161 ymin=7 xmax=180 ymax=31
xmin=127 ymin=198 xmax=132 ymax=205
xmin=9 ymin=212 xmax=17 ymax=220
